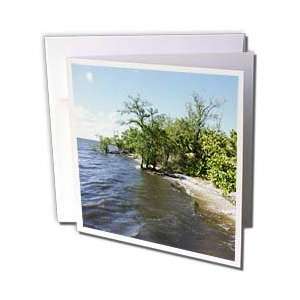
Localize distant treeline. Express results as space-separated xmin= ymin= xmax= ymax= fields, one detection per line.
xmin=98 ymin=94 xmax=237 ymax=195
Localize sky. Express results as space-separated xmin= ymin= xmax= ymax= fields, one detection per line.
xmin=71 ymin=63 xmax=239 ymax=140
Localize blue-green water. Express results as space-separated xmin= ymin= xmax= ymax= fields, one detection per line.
xmin=78 ymin=138 xmax=234 ymax=260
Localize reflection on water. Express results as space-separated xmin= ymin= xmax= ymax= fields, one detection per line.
xmin=78 ymin=138 xmax=235 ymax=260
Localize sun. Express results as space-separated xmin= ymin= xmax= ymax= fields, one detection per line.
xmin=85 ymin=71 xmax=94 ymax=83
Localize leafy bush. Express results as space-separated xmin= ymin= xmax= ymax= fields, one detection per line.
xmin=199 ymin=129 xmax=237 ymax=195
xmin=98 ymin=95 xmax=237 ymax=195
xmin=98 ymin=136 xmax=111 ymax=154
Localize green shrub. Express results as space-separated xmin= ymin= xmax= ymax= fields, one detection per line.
xmin=98 ymin=95 xmax=237 ymax=196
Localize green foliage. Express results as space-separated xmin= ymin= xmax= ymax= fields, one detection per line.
xmin=202 ymin=129 xmax=237 ymax=195
xmin=98 ymin=135 xmax=111 ymax=154
xmin=119 ymin=95 xmax=171 ymax=169
xmin=98 ymin=94 xmax=237 ymax=195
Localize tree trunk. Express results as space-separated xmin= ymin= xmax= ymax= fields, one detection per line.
xmin=153 ymin=160 xmax=157 ymax=170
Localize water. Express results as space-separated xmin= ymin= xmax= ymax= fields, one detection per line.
xmin=78 ymin=138 xmax=235 ymax=260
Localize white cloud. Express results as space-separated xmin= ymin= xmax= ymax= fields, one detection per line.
xmin=85 ymin=71 xmax=94 ymax=83
xmin=74 ymin=105 xmax=127 ymax=140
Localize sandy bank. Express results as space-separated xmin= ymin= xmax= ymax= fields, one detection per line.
xmin=126 ymin=154 xmax=236 ymax=233
xmin=165 ymin=174 xmax=236 ymax=233
xmin=166 ymin=175 xmax=235 ymax=217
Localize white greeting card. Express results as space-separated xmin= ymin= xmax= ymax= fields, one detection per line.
xmin=44 ymin=33 xmax=254 ymax=268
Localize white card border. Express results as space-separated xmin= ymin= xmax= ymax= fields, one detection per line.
xmin=67 ymin=58 xmax=244 ymax=268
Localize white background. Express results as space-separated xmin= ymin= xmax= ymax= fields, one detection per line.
xmin=0 ymin=1 xmax=299 ymax=299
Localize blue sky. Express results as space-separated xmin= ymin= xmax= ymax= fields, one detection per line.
xmin=71 ymin=63 xmax=239 ymax=140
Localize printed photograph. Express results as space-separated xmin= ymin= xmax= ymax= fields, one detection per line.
xmin=70 ymin=61 xmax=242 ymax=262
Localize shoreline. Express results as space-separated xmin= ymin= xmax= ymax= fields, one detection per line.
xmin=163 ymin=174 xmax=235 ymax=233
xmin=127 ymin=154 xmax=236 ymax=233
